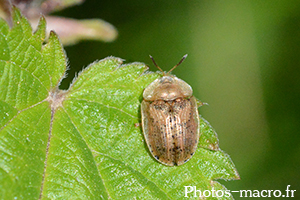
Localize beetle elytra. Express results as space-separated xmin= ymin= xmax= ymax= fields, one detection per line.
xmin=141 ymin=55 xmax=200 ymax=166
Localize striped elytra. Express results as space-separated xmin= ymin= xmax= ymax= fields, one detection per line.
xmin=141 ymin=55 xmax=200 ymax=166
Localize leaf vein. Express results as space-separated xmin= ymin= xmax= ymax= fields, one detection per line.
xmin=62 ymin=107 xmax=111 ymax=199
xmin=68 ymin=98 xmax=137 ymax=119
xmin=93 ymin=151 xmax=172 ymax=200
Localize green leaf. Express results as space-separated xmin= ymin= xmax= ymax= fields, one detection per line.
xmin=0 ymin=8 xmax=239 ymax=200
xmin=0 ymin=18 xmax=10 ymax=61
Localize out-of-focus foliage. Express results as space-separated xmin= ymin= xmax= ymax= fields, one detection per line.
xmin=0 ymin=0 xmax=117 ymax=45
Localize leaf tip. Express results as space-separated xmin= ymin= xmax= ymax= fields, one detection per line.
xmin=11 ymin=5 xmax=22 ymax=21
xmin=49 ymin=30 xmax=57 ymax=37
xmin=33 ymin=15 xmax=47 ymax=41
xmin=38 ymin=15 xmax=47 ymax=28
xmin=233 ymin=169 xmax=241 ymax=180
xmin=48 ymin=30 xmax=62 ymax=45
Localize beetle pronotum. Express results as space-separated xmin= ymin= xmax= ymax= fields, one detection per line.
xmin=141 ymin=55 xmax=200 ymax=166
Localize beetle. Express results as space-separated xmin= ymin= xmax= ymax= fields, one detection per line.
xmin=141 ymin=55 xmax=200 ymax=166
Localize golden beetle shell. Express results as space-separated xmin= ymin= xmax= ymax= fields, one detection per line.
xmin=141 ymin=66 xmax=200 ymax=166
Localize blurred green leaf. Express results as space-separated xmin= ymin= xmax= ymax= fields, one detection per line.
xmin=0 ymin=8 xmax=239 ymax=199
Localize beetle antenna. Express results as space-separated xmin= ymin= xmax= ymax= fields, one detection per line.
xmin=167 ymin=54 xmax=188 ymax=74
xmin=149 ymin=55 xmax=165 ymax=74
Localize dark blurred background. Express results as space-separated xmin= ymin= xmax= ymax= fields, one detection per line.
xmin=56 ymin=0 xmax=300 ymax=198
